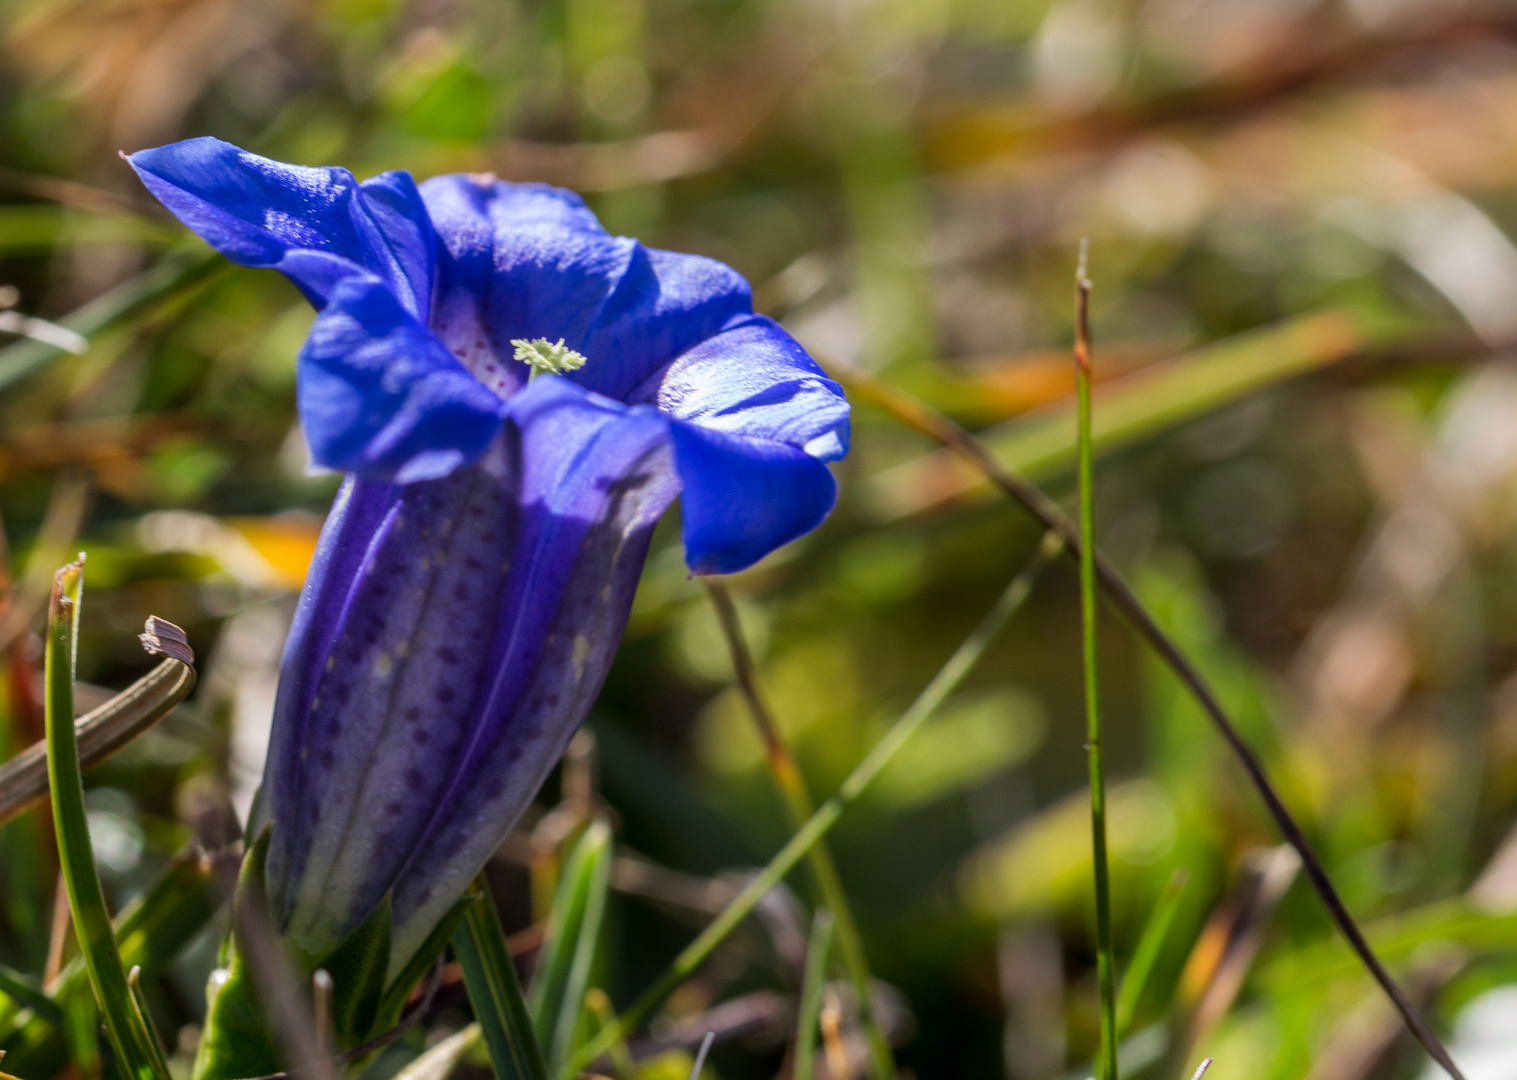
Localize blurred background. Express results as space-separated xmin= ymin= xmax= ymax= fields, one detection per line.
xmin=4 ymin=0 xmax=1517 ymax=1078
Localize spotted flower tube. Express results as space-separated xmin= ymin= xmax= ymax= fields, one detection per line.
xmin=127 ymin=138 xmax=850 ymax=973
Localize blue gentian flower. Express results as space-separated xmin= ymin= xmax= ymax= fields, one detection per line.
xmin=128 ymin=137 xmax=849 ymax=970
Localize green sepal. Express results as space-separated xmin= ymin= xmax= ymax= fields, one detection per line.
xmin=321 ymin=892 xmax=392 ymax=1048
xmin=192 ymin=826 xmax=280 ymax=1080
xmin=373 ymin=895 xmax=474 ymax=1036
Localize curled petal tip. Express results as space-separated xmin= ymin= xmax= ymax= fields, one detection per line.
xmin=140 ymin=616 xmax=194 ymax=665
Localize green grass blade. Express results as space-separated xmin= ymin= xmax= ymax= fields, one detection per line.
xmin=62 ymin=991 xmax=100 ymax=1080
xmin=706 ymin=581 xmax=893 ymax=1080
xmin=526 ymin=820 xmax=612 ymax=1070
xmin=43 ymin=559 xmax=169 ymax=1080
xmin=0 ymin=246 xmax=221 ymax=392
xmin=562 ymin=532 xmax=1061 ymax=1079
xmin=0 ymin=964 xmax=61 ymax=1026
xmin=793 ymin=910 xmax=835 ymax=1080
xmin=867 ymin=309 xmax=1365 ymax=519
xmin=1 ymin=845 xmax=226 ymax=1071
xmin=1074 ymin=250 xmax=1118 ymax=1080
xmin=394 ymin=1023 xmax=481 ymax=1080
xmin=585 ymin=991 xmax=635 ymax=1080
xmin=1116 ymin=868 xmax=1189 ymax=1038
xmin=453 ymin=878 xmax=550 ymax=1080
xmin=127 ymin=966 xmax=172 ymax=1080
xmin=110 ymin=847 xmax=227 ymax=976
xmin=840 ymin=350 xmax=1468 ymax=1080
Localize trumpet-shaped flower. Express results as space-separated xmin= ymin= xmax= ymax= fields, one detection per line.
xmin=128 ymin=138 xmax=849 ymax=969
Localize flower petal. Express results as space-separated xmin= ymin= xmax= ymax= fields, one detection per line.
xmin=385 ymin=377 xmax=678 ymax=961
xmin=299 ymin=275 xmax=507 ymax=482
xmin=127 ymin=137 xmax=436 ymax=318
xmin=629 ymin=313 xmax=850 ymax=460
xmin=669 ymin=420 xmax=839 ymax=575
xmin=267 ymin=462 xmax=520 ymax=958
xmin=264 ymin=377 xmax=679 ymax=967
xmin=258 ymin=475 xmax=399 ymax=881
xmin=420 ymin=174 xmax=751 ymax=401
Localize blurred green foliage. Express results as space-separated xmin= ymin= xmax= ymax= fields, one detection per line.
xmin=4 ymin=0 xmax=1517 ymax=1078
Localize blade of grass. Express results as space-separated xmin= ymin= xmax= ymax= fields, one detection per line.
xmin=585 ymin=991 xmax=635 ymax=1080
xmin=103 ymin=844 xmax=231 ymax=983
xmin=0 ymin=470 xmax=91 ymax=659
xmin=793 ymin=910 xmax=835 ymax=1080
xmin=830 ymin=362 xmax=1468 ymax=1080
xmin=1115 ymin=868 xmax=1189 ymax=1038
xmin=705 ymin=581 xmax=893 ymax=1080
xmin=866 ymin=309 xmax=1364 ymax=519
xmin=393 ymin=1023 xmax=481 ymax=1080
xmin=453 ymin=876 xmax=551 ymax=1080
xmin=1 ymin=615 xmax=197 ymax=828
xmin=62 ymin=990 xmax=99 ymax=1080
xmin=1260 ymin=899 xmax=1516 ymax=993
xmin=0 ymin=246 xmax=221 ymax=392
xmin=1074 ymin=246 xmax=1117 ymax=1080
xmin=43 ymin=559 xmax=168 ymax=1080
xmin=526 ymin=819 xmax=612 ymax=1070
xmin=563 ymin=531 xmax=1062 ymax=1079
xmin=0 ymin=965 xmax=61 ymax=1026
xmin=126 ymin=967 xmax=172 ymax=1080
xmin=3 ymin=843 xmax=230 ymax=1065
xmin=234 ymin=957 xmax=451 ymax=1080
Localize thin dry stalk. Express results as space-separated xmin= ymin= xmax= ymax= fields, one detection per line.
xmin=827 ymin=361 xmax=1467 ymax=1080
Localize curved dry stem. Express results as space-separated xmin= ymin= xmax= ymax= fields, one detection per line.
xmin=830 ymin=362 xmax=1466 ymax=1080
xmin=0 ymin=615 xmax=196 ymax=828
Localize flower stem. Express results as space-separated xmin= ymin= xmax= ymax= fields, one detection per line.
xmin=704 ymin=581 xmax=893 ymax=1080
xmin=1074 ymin=245 xmax=1118 ymax=1080
xmin=563 ymin=533 xmax=1061 ymax=1079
